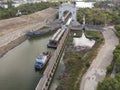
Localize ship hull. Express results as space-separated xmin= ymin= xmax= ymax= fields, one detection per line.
xmin=34 ymin=52 xmax=51 ymax=70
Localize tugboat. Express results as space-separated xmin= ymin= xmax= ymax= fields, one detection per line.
xmin=34 ymin=51 xmax=51 ymax=70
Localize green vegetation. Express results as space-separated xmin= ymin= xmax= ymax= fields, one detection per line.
xmin=94 ymin=1 xmax=120 ymax=9
xmin=77 ymin=3 xmax=120 ymax=25
xmin=115 ymin=25 xmax=120 ymax=32
xmin=114 ymin=45 xmax=120 ymax=73
xmin=115 ymin=25 xmax=120 ymax=38
xmin=96 ymin=1 xmax=120 ymax=25
xmin=97 ymin=73 xmax=120 ymax=90
xmin=77 ymin=8 xmax=112 ymax=25
xmin=106 ymin=44 xmax=120 ymax=75
xmin=57 ymin=31 xmax=103 ymax=90
xmin=94 ymin=1 xmax=114 ymax=8
xmin=107 ymin=64 xmax=114 ymax=75
xmin=0 ymin=2 xmax=58 ymax=20
xmin=7 ymin=0 xmax=13 ymax=8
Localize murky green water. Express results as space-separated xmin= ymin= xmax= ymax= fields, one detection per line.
xmin=0 ymin=36 xmax=53 ymax=90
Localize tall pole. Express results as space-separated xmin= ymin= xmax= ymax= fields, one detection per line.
xmin=83 ymin=15 xmax=85 ymax=26
xmin=82 ymin=15 xmax=86 ymax=33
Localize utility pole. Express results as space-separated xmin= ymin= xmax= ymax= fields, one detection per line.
xmin=82 ymin=15 xmax=86 ymax=32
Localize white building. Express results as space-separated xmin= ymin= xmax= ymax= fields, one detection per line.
xmin=0 ymin=0 xmax=47 ymax=8
xmin=0 ymin=4 xmax=8 ymax=8
xmin=76 ymin=2 xmax=95 ymax=8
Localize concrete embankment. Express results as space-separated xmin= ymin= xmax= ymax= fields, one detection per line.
xmin=0 ymin=35 xmax=26 ymax=57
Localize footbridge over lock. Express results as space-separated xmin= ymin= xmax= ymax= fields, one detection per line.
xmin=35 ymin=2 xmax=77 ymax=90
xmin=59 ymin=2 xmax=77 ymax=22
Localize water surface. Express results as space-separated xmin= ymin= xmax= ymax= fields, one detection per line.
xmin=0 ymin=35 xmax=52 ymax=90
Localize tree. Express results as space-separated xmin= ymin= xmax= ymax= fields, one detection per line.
xmin=115 ymin=25 xmax=120 ymax=31
xmin=116 ymin=56 xmax=120 ymax=73
xmin=0 ymin=2 xmax=59 ymax=20
xmin=7 ymin=0 xmax=13 ymax=8
xmin=97 ymin=77 xmax=120 ymax=90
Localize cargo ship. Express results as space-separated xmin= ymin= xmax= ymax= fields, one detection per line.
xmin=47 ymin=27 xmax=66 ymax=49
xmin=47 ymin=17 xmax=72 ymax=49
xmin=34 ymin=52 xmax=51 ymax=70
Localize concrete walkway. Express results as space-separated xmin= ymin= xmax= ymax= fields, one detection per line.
xmin=80 ymin=26 xmax=119 ymax=90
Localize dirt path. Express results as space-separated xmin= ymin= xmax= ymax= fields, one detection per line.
xmin=80 ymin=26 xmax=119 ymax=90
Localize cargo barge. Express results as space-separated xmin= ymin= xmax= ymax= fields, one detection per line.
xmin=26 ymin=27 xmax=60 ymax=38
xmin=47 ymin=26 xmax=66 ymax=49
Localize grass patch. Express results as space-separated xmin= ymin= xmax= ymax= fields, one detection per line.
xmin=115 ymin=31 xmax=120 ymax=42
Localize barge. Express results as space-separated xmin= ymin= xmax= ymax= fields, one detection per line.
xmin=26 ymin=27 xmax=60 ymax=38
xmin=47 ymin=27 xmax=66 ymax=49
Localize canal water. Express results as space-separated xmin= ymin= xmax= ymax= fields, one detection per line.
xmin=0 ymin=35 xmax=53 ymax=90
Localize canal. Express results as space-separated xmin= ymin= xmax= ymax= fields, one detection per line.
xmin=0 ymin=35 xmax=53 ymax=90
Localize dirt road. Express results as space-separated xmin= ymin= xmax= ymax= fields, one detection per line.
xmin=80 ymin=26 xmax=119 ymax=90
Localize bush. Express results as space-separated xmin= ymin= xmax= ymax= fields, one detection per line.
xmin=116 ymin=57 xmax=120 ymax=73
xmin=0 ymin=2 xmax=59 ymax=20
xmin=85 ymin=62 xmax=90 ymax=68
xmin=115 ymin=25 xmax=120 ymax=31
xmin=97 ymin=77 xmax=120 ymax=90
xmin=107 ymin=65 xmax=113 ymax=75
xmin=112 ymin=44 xmax=120 ymax=73
xmin=113 ymin=53 xmax=120 ymax=61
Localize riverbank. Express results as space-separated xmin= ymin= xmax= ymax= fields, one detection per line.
xmin=0 ymin=7 xmax=58 ymax=58
xmin=0 ymin=35 xmax=26 ymax=58
xmin=56 ymin=30 xmax=104 ymax=90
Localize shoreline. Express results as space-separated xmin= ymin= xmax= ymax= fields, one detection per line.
xmin=0 ymin=35 xmax=27 ymax=58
